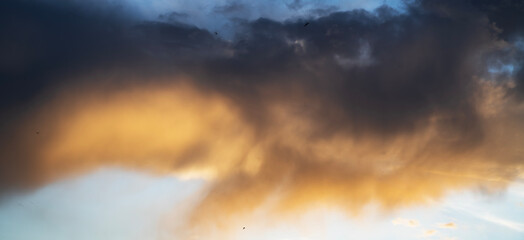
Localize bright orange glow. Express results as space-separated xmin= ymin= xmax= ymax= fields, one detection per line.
xmin=9 ymin=77 xmax=524 ymax=232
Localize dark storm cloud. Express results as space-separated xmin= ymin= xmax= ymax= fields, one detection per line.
xmin=467 ymin=0 xmax=524 ymax=97
xmin=196 ymin=4 xmax=491 ymax=141
xmin=0 ymin=0 xmax=221 ymax=190
xmin=0 ymin=0 xmax=237 ymax=110
xmin=158 ymin=11 xmax=190 ymax=22
xmin=469 ymin=0 xmax=524 ymax=39
xmin=422 ymin=0 xmax=524 ymax=97
xmin=0 ymin=0 xmax=523 ymax=192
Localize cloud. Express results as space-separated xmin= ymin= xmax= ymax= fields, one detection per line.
xmin=423 ymin=229 xmax=437 ymax=237
xmin=447 ymin=204 xmax=524 ymax=232
xmin=437 ymin=222 xmax=457 ymax=229
xmin=0 ymin=0 xmax=524 ymax=234
xmin=214 ymin=2 xmax=247 ymax=14
xmin=392 ymin=218 xmax=420 ymax=227
xmin=478 ymin=213 xmax=524 ymax=232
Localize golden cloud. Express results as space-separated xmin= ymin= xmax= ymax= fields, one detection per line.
xmin=423 ymin=229 xmax=437 ymax=237
xmin=392 ymin=218 xmax=420 ymax=227
xmin=438 ymin=222 xmax=457 ymax=229
xmin=4 ymin=76 xmax=524 ymax=233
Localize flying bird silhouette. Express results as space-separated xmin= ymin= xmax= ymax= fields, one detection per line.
xmin=304 ymin=22 xmax=309 ymax=27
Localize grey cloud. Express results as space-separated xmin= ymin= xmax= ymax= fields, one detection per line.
xmin=1 ymin=0 xmax=523 ymax=191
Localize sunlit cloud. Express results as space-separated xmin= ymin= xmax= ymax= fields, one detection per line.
xmin=0 ymin=77 xmax=522 ymax=233
xmin=1 ymin=0 xmax=524 ymax=238
xmin=422 ymin=229 xmax=437 ymax=237
xmin=392 ymin=218 xmax=420 ymax=227
xmin=437 ymin=222 xmax=456 ymax=229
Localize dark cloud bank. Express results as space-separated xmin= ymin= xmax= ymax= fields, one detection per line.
xmin=0 ymin=0 xmax=523 ymax=207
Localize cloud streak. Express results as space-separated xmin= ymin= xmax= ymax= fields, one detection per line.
xmin=437 ymin=222 xmax=456 ymax=229
xmin=392 ymin=218 xmax=420 ymax=227
xmin=479 ymin=214 xmax=524 ymax=232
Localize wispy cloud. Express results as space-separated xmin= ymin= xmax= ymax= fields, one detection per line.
xmin=422 ymin=229 xmax=437 ymax=237
xmin=447 ymin=204 xmax=524 ymax=232
xmin=477 ymin=213 xmax=524 ymax=232
xmin=392 ymin=218 xmax=420 ymax=227
xmin=437 ymin=222 xmax=456 ymax=229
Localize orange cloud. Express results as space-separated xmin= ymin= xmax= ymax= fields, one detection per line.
xmin=2 ymin=76 xmax=523 ymax=233
xmin=392 ymin=218 xmax=420 ymax=227
xmin=438 ymin=222 xmax=457 ymax=229
xmin=423 ymin=229 xmax=437 ymax=237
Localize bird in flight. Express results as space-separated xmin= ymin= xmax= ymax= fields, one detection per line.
xmin=304 ymin=22 xmax=309 ymax=27
xmin=243 ymin=227 xmax=245 ymax=230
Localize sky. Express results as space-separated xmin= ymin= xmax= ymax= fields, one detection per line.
xmin=0 ymin=0 xmax=523 ymax=239
xmin=0 ymin=168 xmax=523 ymax=240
